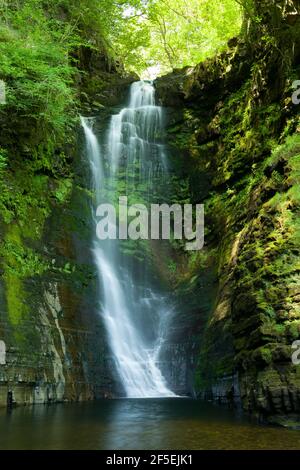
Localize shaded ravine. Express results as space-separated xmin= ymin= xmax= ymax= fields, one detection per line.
xmin=81 ymin=81 xmax=176 ymax=398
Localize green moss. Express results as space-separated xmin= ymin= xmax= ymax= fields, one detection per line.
xmin=169 ymin=24 xmax=300 ymax=402
xmin=54 ymin=178 xmax=73 ymax=203
xmin=1 ymin=224 xmax=49 ymax=277
xmin=4 ymin=272 xmax=27 ymax=326
xmin=286 ymin=321 xmax=300 ymax=340
xmin=256 ymin=347 xmax=273 ymax=365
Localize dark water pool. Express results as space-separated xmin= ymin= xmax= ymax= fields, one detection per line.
xmin=0 ymin=398 xmax=299 ymax=450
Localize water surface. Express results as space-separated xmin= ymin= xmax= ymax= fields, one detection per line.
xmin=0 ymin=399 xmax=300 ymax=450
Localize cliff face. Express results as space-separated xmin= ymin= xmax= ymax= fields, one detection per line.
xmin=0 ymin=29 xmax=135 ymax=406
xmin=155 ymin=0 xmax=300 ymax=423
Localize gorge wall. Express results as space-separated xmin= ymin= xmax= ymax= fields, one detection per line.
xmin=155 ymin=0 xmax=300 ymax=424
xmin=0 ymin=4 xmax=136 ymax=406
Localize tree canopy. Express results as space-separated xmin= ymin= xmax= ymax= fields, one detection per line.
xmin=0 ymin=1 xmax=243 ymax=84
xmin=111 ymin=0 xmax=243 ymax=77
xmin=0 ymin=0 xmax=243 ymax=150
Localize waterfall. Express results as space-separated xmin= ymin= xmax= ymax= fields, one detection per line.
xmin=81 ymin=81 xmax=176 ymax=398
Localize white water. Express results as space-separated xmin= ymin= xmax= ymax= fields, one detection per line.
xmin=81 ymin=81 xmax=175 ymax=398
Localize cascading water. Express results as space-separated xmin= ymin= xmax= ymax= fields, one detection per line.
xmin=81 ymin=81 xmax=176 ymax=398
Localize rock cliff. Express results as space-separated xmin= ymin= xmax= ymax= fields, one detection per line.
xmin=155 ymin=0 xmax=300 ymax=424
xmin=0 ymin=37 xmax=135 ymax=406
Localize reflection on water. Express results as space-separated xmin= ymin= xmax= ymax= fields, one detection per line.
xmin=0 ymin=399 xmax=299 ymax=450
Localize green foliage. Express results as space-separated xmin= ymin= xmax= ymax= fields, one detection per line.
xmin=167 ymin=258 xmax=177 ymax=273
xmin=0 ymin=224 xmax=46 ymax=325
xmin=147 ymin=0 xmax=242 ymax=74
xmin=0 ymin=1 xmax=78 ymax=144
xmin=1 ymin=224 xmax=49 ymax=277
xmin=5 ymin=272 xmax=27 ymax=326
xmin=54 ymin=178 xmax=73 ymax=203
xmin=0 ymin=147 xmax=7 ymax=172
xmin=109 ymin=0 xmax=243 ymax=76
xmin=0 ymin=0 xmax=244 ymax=115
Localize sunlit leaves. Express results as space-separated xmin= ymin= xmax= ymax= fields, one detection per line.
xmin=110 ymin=0 xmax=243 ymax=76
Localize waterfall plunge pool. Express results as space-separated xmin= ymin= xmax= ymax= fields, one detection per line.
xmin=1 ymin=398 xmax=300 ymax=450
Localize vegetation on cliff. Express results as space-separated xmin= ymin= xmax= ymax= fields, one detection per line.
xmin=114 ymin=0 xmax=242 ymax=76
xmin=155 ymin=0 xmax=300 ymax=422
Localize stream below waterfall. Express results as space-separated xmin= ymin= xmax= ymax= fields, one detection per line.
xmin=1 ymin=400 xmax=300 ymax=450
